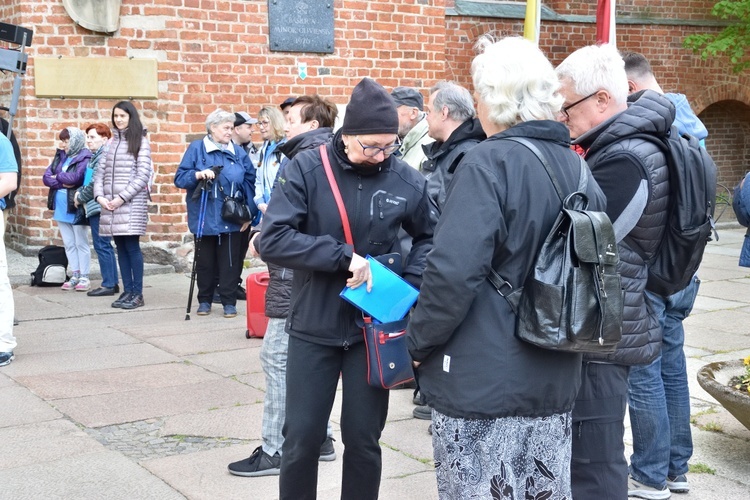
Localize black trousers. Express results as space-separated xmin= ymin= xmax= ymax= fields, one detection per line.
xmin=571 ymin=362 xmax=630 ymax=500
xmin=235 ymin=228 xmax=251 ymax=287
xmin=280 ymin=336 xmax=390 ymax=500
xmin=196 ymin=233 xmax=241 ymax=306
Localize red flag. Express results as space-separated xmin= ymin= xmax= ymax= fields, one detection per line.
xmin=596 ymin=0 xmax=616 ymax=46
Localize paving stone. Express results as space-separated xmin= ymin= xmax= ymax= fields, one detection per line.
xmin=16 ymin=362 xmax=223 ymax=400
xmin=0 ymin=386 xmax=62 ymax=428
xmin=52 ymin=378 xmax=264 ymax=427
xmin=147 ymin=328 xmax=251 ymax=356
xmin=162 ymin=404 xmax=264 ymax=440
xmin=0 ymin=450 xmax=186 ymax=500
xmin=185 ymin=347 xmax=263 ymax=377
xmin=0 ymin=419 xmax=103 ymax=470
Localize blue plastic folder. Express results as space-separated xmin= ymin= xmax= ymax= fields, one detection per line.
xmin=340 ymin=255 xmax=419 ymax=323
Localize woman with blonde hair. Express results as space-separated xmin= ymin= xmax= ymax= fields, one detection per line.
xmin=253 ymin=105 xmax=287 ymax=220
xmin=407 ymin=36 xmax=606 ymax=499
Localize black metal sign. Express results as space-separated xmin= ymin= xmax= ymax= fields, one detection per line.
xmin=268 ymin=0 xmax=334 ymax=54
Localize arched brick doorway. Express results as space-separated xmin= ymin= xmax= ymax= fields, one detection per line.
xmin=700 ymin=100 xmax=750 ymax=222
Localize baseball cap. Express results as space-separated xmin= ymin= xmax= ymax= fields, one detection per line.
xmin=280 ymin=97 xmax=296 ymax=110
xmin=234 ymin=112 xmax=257 ymax=127
xmin=390 ymin=87 xmax=424 ymax=110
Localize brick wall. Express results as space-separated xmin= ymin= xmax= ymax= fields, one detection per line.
xmin=3 ymin=0 xmax=750 ymax=260
xmin=2 ymin=0 xmax=446 ymax=257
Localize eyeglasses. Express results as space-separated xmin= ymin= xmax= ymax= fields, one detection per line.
xmin=356 ymin=137 xmax=401 ymax=158
xmin=257 ymin=120 xmax=271 ymax=128
xmin=561 ymin=91 xmax=599 ymax=119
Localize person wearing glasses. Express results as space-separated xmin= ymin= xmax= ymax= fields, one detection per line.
xmin=259 ymin=78 xmax=437 ymax=500
xmin=253 ymin=105 xmax=287 ymax=223
xmin=556 ymin=45 xmax=674 ymax=500
xmin=407 ymin=36 xmax=605 ymax=500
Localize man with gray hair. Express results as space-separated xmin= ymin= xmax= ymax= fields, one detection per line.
xmin=421 ymin=81 xmax=485 ymax=209
xmin=556 ymin=44 xmax=674 ymax=500
xmin=412 ymin=81 xmax=485 ymax=422
xmin=391 ymin=86 xmax=434 ymax=169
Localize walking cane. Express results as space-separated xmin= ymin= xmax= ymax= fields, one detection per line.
xmin=185 ymin=184 xmax=209 ymax=320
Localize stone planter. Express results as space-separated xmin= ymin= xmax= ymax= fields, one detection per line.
xmin=697 ymin=360 xmax=750 ymax=432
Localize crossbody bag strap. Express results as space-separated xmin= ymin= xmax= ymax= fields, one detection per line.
xmin=319 ymin=144 xmax=354 ymax=246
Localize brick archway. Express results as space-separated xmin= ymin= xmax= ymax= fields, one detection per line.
xmin=700 ymin=99 xmax=750 ymax=191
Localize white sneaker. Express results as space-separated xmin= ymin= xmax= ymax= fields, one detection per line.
xmin=75 ymin=277 xmax=91 ymax=291
xmin=61 ymin=277 xmax=80 ymax=290
xmin=628 ymin=477 xmax=671 ymax=499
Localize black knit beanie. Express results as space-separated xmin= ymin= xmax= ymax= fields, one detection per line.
xmin=342 ymin=78 xmax=399 ymax=136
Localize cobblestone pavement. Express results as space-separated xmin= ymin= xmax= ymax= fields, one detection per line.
xmin=85 ymin=419 xmax=251 ymax=462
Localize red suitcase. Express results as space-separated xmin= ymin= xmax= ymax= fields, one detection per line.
xmin=245 ymin=271 xmax=270 ymax=338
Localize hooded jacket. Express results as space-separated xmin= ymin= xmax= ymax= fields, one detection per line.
xmin=259 ymin=130 xmax=437 ymax=347
xmin=174 ymin=136 xmax=256 ymax=237
xmin=576 ymin=89 xmax=674 ymax=366
xmin=421 ymin=117 xmax=486 ymax=209
xmin=43 ymin=147 xmax=92 ymax=212
xmin=407 ymin=120 xmax=606 ymax=419
xmin=259 ymin=127 xmax=334 ymax=318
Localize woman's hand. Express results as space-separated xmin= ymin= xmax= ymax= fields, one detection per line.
xmin=258 ymin=202 xmax=268 ymax=214
xmin=195 ymin=169 xmax=215 ymax=181
xmin=73 ymin=191 xmax=80 ymax=207
xmin=110 ymin=196 xmax=125 ymax=210
xmin=240 ymin=221 xmax=251 ymax=233
xmin=347 ymin=253 xmax=372 ymax=292
xmin=248 ymin=232 xmax=260 ymax=258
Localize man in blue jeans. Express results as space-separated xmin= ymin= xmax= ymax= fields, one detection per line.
xmin=623 ymin=51 xmax=709 ymax=499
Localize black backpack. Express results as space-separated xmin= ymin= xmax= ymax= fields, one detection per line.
xmin=633 ymin=126 xmax=718 ymax=297
xmin=30 ymin=245 xmax=68 ymax=286
xmin=488 ymin=138 xmax=623 ymax=354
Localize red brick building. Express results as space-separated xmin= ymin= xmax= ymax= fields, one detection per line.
xmin=1 ymin=0 xmax=746 ymax=262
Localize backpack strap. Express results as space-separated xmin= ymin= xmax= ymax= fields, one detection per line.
xmin=486 ymin=137 xmax=589 ymax=312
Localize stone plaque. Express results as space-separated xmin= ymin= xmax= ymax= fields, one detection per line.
xmin=268 ymin=0 xmax=334 ymax=54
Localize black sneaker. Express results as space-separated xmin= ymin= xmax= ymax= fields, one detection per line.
xmin=236 ymin=285 xmax=247 ymax=300
xmin=111 ymin=292 xmax=132 ymax=308
xmin=667 ymin=474 xmax=689 ymax=493
xmin=319 ymin=437 xmax=336 ymax=462
xmin=228 ymin=446 xmax=281 ymax=477
xmin=121 ymin=294 xmax=145 ymax=310
xmin=0 ymin=351 xmax=14 ymax=367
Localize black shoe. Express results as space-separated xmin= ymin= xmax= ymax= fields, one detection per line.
xmin=112 ymin=292 xmax=132 ymax=308
xmin=88 ymin=286 xmax=118 ymax=297
xmin=428 ymin=424 xmax=433 ymax=435
xmin=121 ymin=294 xmax=145 ymax=310
xmin=227 ymin=446 xmax=281 ymax=477
xmin=236 ymin=285 xmax=247 ymax=300
xmin=319 ymin=437 xmax=336 ymax=462
xmin=413 ymin=404 xmax=432 ymax=420
xmin=391 ymin=379 xmax=417 ymax=390
xmin=413 ymin=390 xmax=426 ymax=406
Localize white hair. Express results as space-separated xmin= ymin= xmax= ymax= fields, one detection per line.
xmin=205 ymin=109 xmax=236 ymax=134
xmin=555 ymin=44 xmax=629 ymax=106
xmin=471 ymin=36 xmax=564 ymax=129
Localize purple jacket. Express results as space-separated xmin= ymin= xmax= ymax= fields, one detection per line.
xmin=43 ymin=148 xmax=91 ymax=190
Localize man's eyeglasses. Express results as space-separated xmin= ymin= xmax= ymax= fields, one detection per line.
xmin=561 ymin=91 xmax=599 ymax=119
xmin=356 ymin=137 xmax=401 ymax=158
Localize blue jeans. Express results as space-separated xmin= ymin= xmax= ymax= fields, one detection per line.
xmin=89 ymin=215 xmax=119 ymax=288
xmin=113 ymin=235 xmax=143 ymax=294
xmin=627 ymin=276 xmax=700 ymax=489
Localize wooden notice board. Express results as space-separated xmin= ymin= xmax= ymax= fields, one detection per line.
xmin=34 ymin=57 xmax=158 ymax=99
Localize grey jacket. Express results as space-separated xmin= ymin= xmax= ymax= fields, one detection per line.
xmin=577 ymin=90 xmax=674 ymax=366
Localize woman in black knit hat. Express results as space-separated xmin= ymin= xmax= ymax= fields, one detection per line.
xmin=258 ymin=78 xmax=438 ymax=500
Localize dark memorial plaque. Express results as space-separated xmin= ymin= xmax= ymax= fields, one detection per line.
xmin=268 ymin=0 xmax=334 ymax=54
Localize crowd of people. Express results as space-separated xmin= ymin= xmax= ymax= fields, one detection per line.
xmin=0 ymin=35 xmax=713 ymax=500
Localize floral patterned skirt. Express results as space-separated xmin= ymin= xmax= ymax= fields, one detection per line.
xmin=432 ymin=410 xmax=572 ymax=500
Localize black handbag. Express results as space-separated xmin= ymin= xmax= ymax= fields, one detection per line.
xmin=219 ymin=184 xmax=252 ymax=225
xmin=488 ymin=137 xmax=623 ymax=353
xmin=319 ymin=143 xmax=415 ymax=388
xmin=72 ymin=205 xmax=89 ymax=226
